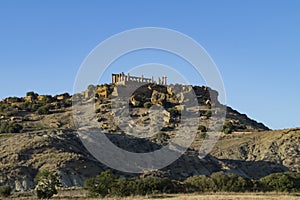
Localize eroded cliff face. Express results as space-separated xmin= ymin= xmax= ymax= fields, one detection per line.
xmin=0 ymin=131 xmax=107 ymax=191
xmin=211 ymin=129 xmax=300 ymax=178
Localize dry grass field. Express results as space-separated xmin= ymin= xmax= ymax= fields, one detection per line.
xmin=9 ymin=190 xmax=300 ymax=200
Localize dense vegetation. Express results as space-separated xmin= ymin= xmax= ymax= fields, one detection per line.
xmin=0 ymin=92 xmax=71 ymax=114
xmin=84 ymin=171 xmax=300 ymax=198
xmin=34 ymin=170 xmax=61 ymax=199
xmin=84 ymin=170 xmax=179 ymax=197
xmin=259 ymin=172 xmax=300 ymax=192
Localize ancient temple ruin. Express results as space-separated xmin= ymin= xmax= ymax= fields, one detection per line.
xmin=112 ymin=72 xmax=167 ymax=86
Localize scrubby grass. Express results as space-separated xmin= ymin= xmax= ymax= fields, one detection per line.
xmin=9 ymin=190 xmax=300 ymax=200
xmin=0 ymin=133 xmax=14 ymax=139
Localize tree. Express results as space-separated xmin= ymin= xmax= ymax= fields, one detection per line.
xmin=26 ymin=91 xmax=38 ymax=97
xmin=135 ymin=176 xmax=176 ymax=195
xmin=83 ymin=170 xmax=117 ymax=198
xmin=259 ymin=172 xmax=297 ymax=192
xmin=110 ymin=178 xmax=137 ymax=197
xmin=34 ymin=170 xmax=60 ymax=199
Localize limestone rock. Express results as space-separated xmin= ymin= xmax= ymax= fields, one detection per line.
xmin=151 ymin=90 xmax=166 ymax=105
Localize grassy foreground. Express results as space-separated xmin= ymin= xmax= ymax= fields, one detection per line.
xmin=9 ymin=190 xmax=300 ymax=200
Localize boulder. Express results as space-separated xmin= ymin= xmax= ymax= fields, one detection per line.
xmin=151 ymin=90 xmax=166 ymax=105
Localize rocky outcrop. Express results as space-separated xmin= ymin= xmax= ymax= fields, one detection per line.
xmin=151 ymin=90 xmax=166 ymax=105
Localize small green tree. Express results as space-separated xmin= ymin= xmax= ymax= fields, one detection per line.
xmin=26 ymin=91 xmax=38 ymax=97
xmin=0 ymin=122 xmax=9 ymax=133
xmin=223 ymin=121 xmax=234 ymax=134
xmin=7 ymin=123 xmax=23 ymax=133
xmin=34 ymin=170 xmax=60 ymax=199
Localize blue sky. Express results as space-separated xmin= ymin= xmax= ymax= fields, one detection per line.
xmin=0 ymin=0 xmax=299 ymax=130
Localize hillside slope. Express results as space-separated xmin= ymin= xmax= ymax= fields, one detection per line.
xmin=0 ymin=128 xmax=299 ymax=191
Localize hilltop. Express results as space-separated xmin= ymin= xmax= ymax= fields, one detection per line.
xmin=0 ymin=83 xmax=268 ymax=134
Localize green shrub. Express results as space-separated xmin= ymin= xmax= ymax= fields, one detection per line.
xmin=184 ymin=173 xmax=253 ymax=193
xmin=199 ymin=132 xmax=207 ymax=139
xmin=20 ymin=102 xmax=39 ymax=112
xmin=184 ymin=175 xmax=216 ymax=192
xmin=7 ymin=123 xmax=23 ymax=133
xmin=7 ymin=97 xmax=21 ymax=103
xmin=37 ymin=104 xmax=51 ymax=115
xmin=198 ymin=125 xmax=207 ymax=132
xmin=63 ymin=99 xmax=72 ymax=107
xmin=210 ymin=172 xmax=253 ymax=192
xmin=0 ymin=104 xmax=8 ymax=112
xmin=0 ymin=122 xmax=9 ymax=133
xmin=19 ymin=101 xmax=36 ymax=111
xmin=0 ymin=122 xmax=23 ymax=133
xmin=223 ymin=121 xmax=234 ymax=134
xmin=40 ymin=95 xmax=53 ymax=104
xmin=110 ymin=178 xmax=137 ymax=197
xmin=95 ymin=108 xmax=101 ymax=113
xmin=34 ymin=170 xmax=60 ymax=199
xmin=134 ymin=177 xmax=176 ymax=195
xmin=204 ymin=110 xmax=212 ymax=118
xmin=0 ymin=185 xmax=12 ymax=197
